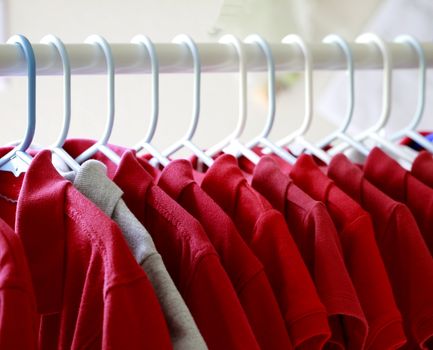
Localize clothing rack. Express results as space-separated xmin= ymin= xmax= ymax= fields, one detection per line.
xmin=3 ymin=34 xmax=433 ymax=350
xmin=1 ymin=40 xmax=433 ymax=76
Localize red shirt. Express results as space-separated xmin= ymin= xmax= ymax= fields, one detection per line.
xmin=328 ymin=153 xmax=433 ymax=349
xmin=364 ymin=147 xmax=433 ymax=257
xmin=111 ymin=151 xmax=260 ymax=350
xmin=0 ymin=150 xmax=172 ymax=350
xmin=411 ymin=151 xmax=433 ymax=188
xmin=251 ymin=155 xmax=368 ymax=349
xmin=291 ymin=154 xmax=399 ymax=350
xmin=199 ymin=154 xmax=325 ymax=350
xmin=0 ymin=218 xmax=38 ymax=349
xmin=157 ymin=159 xmax=293 ymax=350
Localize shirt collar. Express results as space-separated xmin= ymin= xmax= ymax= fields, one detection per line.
xmin=289 ymin=154 xmax=332 ymax=203
xmin=73 ymin=160 xmax=123 ymax=217
xmin=158 ymin=159 xmax=195 ymax=200
xmin=364 ymin=147 xmax=408 ymax=202
xmin=112 ymin=151 xmax=154 ymax=220
xmin=328 ymin=153 xmax=363 ymax=203
xmin=411 ymin=151 xmax=433 ymax=187
xmin=328 ymin=151 xmax=401 ymax=219
xmin=251 ymin=156 xmax=290 ymax=213
xmin=61 ymin=139 xmax=156 ymax=220
xmin=201 ymin=154 xmax=247 ymax=215
xmin=13 ymin=150 xmax=68 ymax=314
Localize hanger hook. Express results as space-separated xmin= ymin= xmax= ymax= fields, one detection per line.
xmin=356 ymin=33 xmax=391 ymax=132
xmin=75 ymin=35 xmax=115 ymax=164
xmin=4 ymin=35 xmax=36 ymax=158
xmin=220 ymin=34 xmax=247 ymax=139
xmin=318 ymin=34 xmax=370 ymax=157
xmin=281 ymin=34 xmax=313 ymax=138
xmin=85 ymin=35 xmax=114 ymax=146
xmin=40 ymin=35 xmax=71 ymax=148
xmin=172 ymin=34 xmax=200 ymax=142
xmin=394 ymin=35 xmax=426 ymax=131
xmin=205 ymin=34 xmax=247 ymax=158
xmin=131 ymin=35 xmax=159 ymax=144
xmin=159 ymin=35 xmax=213 ymax=167
xmin=244 ymin=34 xmax=275 ymax=139
xmin=323 ymin=34 xmax=354 ymax=133
xmin=132 ymin=35 xmax=171 ymax=167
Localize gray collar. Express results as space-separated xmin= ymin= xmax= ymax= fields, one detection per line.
xmin=73 ymin=160 xmax=123 ymax=217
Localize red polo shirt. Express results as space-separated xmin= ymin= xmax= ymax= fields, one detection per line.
xmin=199 ymin=154 xmax=326 ymax=349
xmin=290 ymin=154 xmax=401 ymax=350
xmin=364 ymin=147 xmax=433 ymax=257
xmin=250 ymin=155 xmax=373 ymax=349
xmin=328 ymin=153 xmax=433 ymax=349
xmin=111 ymin=151 xmax=260 ymax=350
xmin=0 ymin=150 xmax=172 ymax=349
xmin=411 ymin=151 xmax=433 ymax=188
xmin=157 ymin=159 xmax=293 ymax=349
xmin=0 ymin=218 xmax=38 ymax=349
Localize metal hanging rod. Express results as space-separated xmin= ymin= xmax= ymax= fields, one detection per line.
xmin=1 ymin=41 xmax=433 ymax=76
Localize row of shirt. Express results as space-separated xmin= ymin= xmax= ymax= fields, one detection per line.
xmin=1 ymin=137 xmax=433 ymax=349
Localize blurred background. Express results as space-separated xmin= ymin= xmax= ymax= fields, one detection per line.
xmin=1 ymin=0 xmax=432 ymax=152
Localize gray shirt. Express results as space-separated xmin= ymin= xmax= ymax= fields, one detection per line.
xmin=71 ymin=160 xmax=207 ymax=350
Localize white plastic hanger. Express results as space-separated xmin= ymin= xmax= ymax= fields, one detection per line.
xmin=0 ymin=35 xmax=36 ymax=176
xmin=229 ymin=34 xmax=297 ymax=165
xmin=74 ymin=35 xmax=121 ymax=165
xmin=205 ymin=34 xmax=256 ymax=160
xmin=268 ymin=34 xmax=331 ymax=164
xmin=329 ymin=33 xmax=416 ymax=165
xmin=132 ymin=35 xmax=170 ymax=167
xmin=316 ymin=35 xmax=370 ymax=156
xmin=40 ymin=35 xmax=81 ymax=172
xmin=159 ymin=34 xmax=213 ymax=167
xmin=388 ymin=35 xmax=433 ymax=152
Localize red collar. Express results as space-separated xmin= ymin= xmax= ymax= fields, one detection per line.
xmin=112 ymin=151 xmax=154 ymax=220
xmin=289 ymin=154 xmax=332 ymax=203
xmin=328 ymin=152 xmax=399 ymax=219
xmin=201 ymin=154 xmax=247 ymax=215
xmin=364 ymin=147 xmax=408 ymax=202
xmin=328 ymin=154 xmax=364 ymax=203
xmin=251 ymin=156 xmax=290 ymax=213
xmin=158 ymin=159 xmax=195 ymax=200
xmin=412 ymin=151 xmax=433 ymax=187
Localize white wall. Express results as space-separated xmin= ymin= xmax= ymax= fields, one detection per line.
xmin=0 ymin=0 xmax=382 ymax=154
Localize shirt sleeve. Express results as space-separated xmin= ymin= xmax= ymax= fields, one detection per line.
xmin=254 ymin=210 xmax=359 ymax=349
xmin=104 ymin=275 xmax=173 ymax=350
xmin=185 ymin=253 xmax=262 ymax=350
xmin=386 ymin=206 xmax=433 ymax=348
xmin=339 ymin=214 xmax=405 ymax=350
xmin=237 ymin=269 xmax=304 ymax=349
